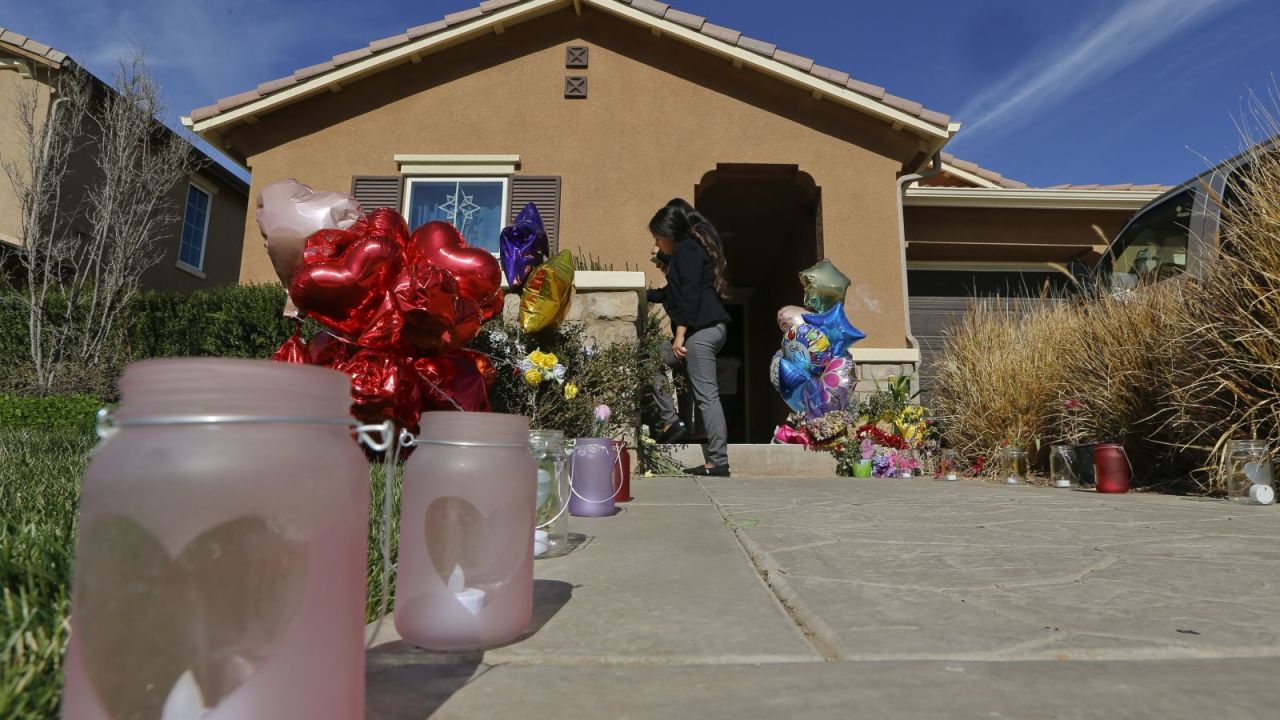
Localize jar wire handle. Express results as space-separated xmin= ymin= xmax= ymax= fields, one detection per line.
xmin=358 ymin=421 xmax=399 ymax=649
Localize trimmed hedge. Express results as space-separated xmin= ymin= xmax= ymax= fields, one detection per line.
xmin=0 ymin=394 xmax=102 ymax=433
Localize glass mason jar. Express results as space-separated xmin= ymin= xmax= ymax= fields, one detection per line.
xmin=395 ymin=412 xmax=536 ymax=651
xmin=940 ymin=449 xmax=961 ymax=481
xmin=1224 ymin=439 xmax=1275 ymax=503
xmin=1049 ymin=445 xmax=1079 ymax=488
xmin=62 ymin=359 xmax=370 ymax=720
xmin=1001 ymin=446 xmax=1028 ymax=485
xmin=569 ymin=438 xmax=620 ymax=517
xmin=529 ymin=429 xmax=570 ymax=558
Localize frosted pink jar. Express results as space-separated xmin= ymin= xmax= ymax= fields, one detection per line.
xmin=395 ymin=412 xmax=535 ymax=651
xmin=62 ymin=359 xmax=370 ymax=720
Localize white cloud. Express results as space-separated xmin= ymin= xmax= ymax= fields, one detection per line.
xmin=955 ymin=0 xmax=1244 ymax=140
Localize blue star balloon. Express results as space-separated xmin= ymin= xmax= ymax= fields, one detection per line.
xmin=802 ymin=303 xmax=866 ymax=357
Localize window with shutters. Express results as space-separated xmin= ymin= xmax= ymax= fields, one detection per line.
xmin=404 ymin=177 xmax=509 ymax=252
xmin=509 ymin=176 xmax=562 ymax=252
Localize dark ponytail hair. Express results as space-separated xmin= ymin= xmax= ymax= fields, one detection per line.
xmin=648 ymin=199 xmax=729 ymax=299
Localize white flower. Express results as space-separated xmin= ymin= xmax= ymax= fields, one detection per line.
xmin=518 ymin=358 xmax=535 ymax=372
xmin=583 ymin=342 xmax=596 ymax=357
xmin=552 ymin=364 xmax=567 ymax=381
xmin=488 ymin=330 xmax=509 ymax=345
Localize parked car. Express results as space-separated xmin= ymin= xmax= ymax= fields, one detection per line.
xmin=1093 ymin=139 xmax=1277 ymax=293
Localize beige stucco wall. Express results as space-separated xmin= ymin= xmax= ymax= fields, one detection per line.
xmin=0 ymin=61 xmax=54 ymax=246
xmin=223 ymin=7 xmax=920 ymax=348
xmin=139 ymin=171 xmax=248 ymax=291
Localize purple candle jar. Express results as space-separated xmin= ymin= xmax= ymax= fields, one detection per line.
xmin=569 ymin=438 xmax=619 ymax=517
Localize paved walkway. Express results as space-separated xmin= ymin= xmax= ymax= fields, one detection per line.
xmin=368 ymin=477 xmax=1280 ymax=719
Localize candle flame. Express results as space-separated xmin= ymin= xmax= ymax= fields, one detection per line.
xmin=448 ymin=564 xmax=465 ymax=593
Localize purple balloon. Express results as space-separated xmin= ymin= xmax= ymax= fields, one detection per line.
xmin=499 ymin=203 xmax=549 ymax=291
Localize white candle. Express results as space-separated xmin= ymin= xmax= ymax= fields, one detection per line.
xmin=945 ymin=473 xmax=960 ymax=482
xmin=533 ymin=529 xmax=549 ymax=557
xmin=447 ymin=565 xmax=486 ymax=616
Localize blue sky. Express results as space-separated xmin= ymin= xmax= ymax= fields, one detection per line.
xmin=6 ymin=0 xmax=1278 ymax=187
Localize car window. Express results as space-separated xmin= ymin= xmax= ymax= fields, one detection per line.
xmin=1103 ymin=189 xmax=1194 ymax=291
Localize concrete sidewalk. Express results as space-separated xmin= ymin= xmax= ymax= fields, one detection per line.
xmin=368 ymin=477 xmax=1280 ymax=719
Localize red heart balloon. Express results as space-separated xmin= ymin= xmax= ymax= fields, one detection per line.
xmin=272 ymin=329 xmax=308 ymax=364
xmin=364 ymin=208 xmax=410 ymax=252
xmin=290 ymin=234 xmax=402 ymax=337
xmin=407 ymin=222 xmax=503 ymax=322
xmin=338 ymin=348 xmax=422 ymax=427
xmin=308 ymin=331 xmax=358 ymax=368
xmin=414 ymin=351 xmax=490 ymax=412
xmin=301 ymin=228 xmax=363 ymax=266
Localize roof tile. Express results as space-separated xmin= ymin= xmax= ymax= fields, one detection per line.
xmin=846 ymin=78 xmax=886 ymax=100
xmin=46 ymin=50 xmax=67 ymax=64
xmin=408 ymin=20 xmax=448 ymax=39
xmin=332 ymin=47 xmax=373 ymax=66
xmin=256 ymin=76 xmax=298 ymax=95
xmin=0 ymin=30 xmax=30 ymax=46
xmin=919 ymin=108 xmax=951 ymax=126
xmin=480 ymin=0 xmax=522 ymax=11
xmin=999 ymin=179 xmax=1028 ymax=189
xmin=700 ymin=22 xmax=741 ymax=44
xmin=190 ymin=104 xmax=221 ymax=123
xmin=664 ymin=9 xmax=705 ymax=30
xmin=809 ymin=64 xmax=849 ymax=86
xmin=1071 ymin=184 xmax=1100 ymax=190
xmin=444 ymin=7 xmax=484 ymax=25
xmin=772 ymin=49 xmax=814 ymax=72
xmin=1098 ymin=183 xmax=1133 ymax=190
xmin=631 ymin=0 xmax=670 ymax=18
xmin=294 ymin=61 xmax=335 ymax=81
xmin=369 ymin=33 xmax=410 ymax=52
xmin=882 ymin=93 xmax=923 ymax=116
xmin=216 ymin=90 xmax=262 ymax=112
xmin=736 ymin=35 xmax=776 ymax=57
xmin=1130 ymin=184 xmax=1165 ymax=191
xmin=21 ymin=38 xmax=52 ymax=56
xmin=950 ymin=159 xmax=980 ymax=173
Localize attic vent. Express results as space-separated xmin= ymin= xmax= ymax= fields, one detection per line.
xmin=564 ymin=76 xmax=587 ymax=99
xmin=566 ymin=46 xmax=589 ymax=68
xmin=350 ymin=176 xmax=403 ymax=210
xmin=510 ymin=176 xmax=562 ymax=252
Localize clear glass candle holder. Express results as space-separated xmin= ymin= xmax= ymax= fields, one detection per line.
xmin=1224 ymin=439 xmax=1275 ymax=503
xmin=530 ymin=429 xmax=570 ymax=558
xmin=1050 ymin=445 xmax=1079 ymax=488
xmin=940 ymin=449 xmax=961 ymax=481
xmin=1001 ymin=446 xmax=1028 ymax=485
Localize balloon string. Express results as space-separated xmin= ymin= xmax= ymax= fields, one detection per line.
xmin=418 ymin=374 xmax=467 ymax=413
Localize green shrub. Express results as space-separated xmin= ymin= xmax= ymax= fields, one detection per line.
xmin=0 ymin=394 xmax=102 ymax=433
xmin=120 ymin=284 xmax=296 ymax=360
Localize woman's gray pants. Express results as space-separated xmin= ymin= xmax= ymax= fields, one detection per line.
xmin=651 ymin=323 xmax=729 ymax=468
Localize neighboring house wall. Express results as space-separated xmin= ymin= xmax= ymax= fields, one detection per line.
xmin=222 ymin=9 xmax=920 ymax=349
xmin=0 ymin=58 xmax=54 ymax=246
xmin=0 ymin=47 xmax=246 ymax=290
xmin=138 ymin=170 xmax=248 ymax=290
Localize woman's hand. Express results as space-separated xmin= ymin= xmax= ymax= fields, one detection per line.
xmin=673 ymin=327 xmax=688 ymax=359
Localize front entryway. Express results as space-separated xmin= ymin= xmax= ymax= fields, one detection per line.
xmin=693 ymin=164 xmax=822 ymax=443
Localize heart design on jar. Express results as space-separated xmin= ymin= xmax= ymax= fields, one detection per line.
xmin=424 ymin=497 xmax=531 ymax=589
xmin=75 ymin=514 xmax=308 ymax=720
xmin=289 ymin=233 xmax=403 ymax=337
xmin=407 ymin=222 xmax=504 ymax=322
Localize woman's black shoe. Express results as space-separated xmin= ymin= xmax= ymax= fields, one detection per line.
xmin=657 ymin=420 xmax=691 ymax=443
xmin=682 ymin=465 xmax=731 ymax=477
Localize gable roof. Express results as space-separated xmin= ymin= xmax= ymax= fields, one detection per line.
xmin=939 ymin=152 xmax=1027 ymax=189
xmin=183 ymin=0 xmax=957 ymax=147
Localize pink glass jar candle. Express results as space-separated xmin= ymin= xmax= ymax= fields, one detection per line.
xmin=62 ymin=359 xmax=370 ymax=720
xmin=395 ymin=412 xmax=536 ymax=651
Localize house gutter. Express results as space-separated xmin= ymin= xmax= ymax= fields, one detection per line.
xmin=895 ymin=151 xmax=942 ymax=355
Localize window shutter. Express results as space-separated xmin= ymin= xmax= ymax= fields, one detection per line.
xmin=350 ymin=176 xmax=403 ymax=211
xmin=509 ymin=176 xmax=562 ymax=252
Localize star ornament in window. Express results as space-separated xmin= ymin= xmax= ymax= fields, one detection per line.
xmin=437 ymin=183 xmax=484 ymax=235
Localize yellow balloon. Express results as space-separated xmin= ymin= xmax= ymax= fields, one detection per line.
xmin=799 ymin=259 xmax=851 ymax=313
xmin=519 ymin=250 xmax=576 ymax=333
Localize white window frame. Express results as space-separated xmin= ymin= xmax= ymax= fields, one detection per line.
xmin=402 ymin=176 xmax=511 ymax=255
xmin=177 ymin=181 xmax=213 ymax=277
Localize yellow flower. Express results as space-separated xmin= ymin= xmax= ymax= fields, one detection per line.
xmin=536 ymin=352 xmax=558 ymax=371
xmin=528 ymin=350 xmax=547 ymax=367
xmin=523 ymin=369 xmax=543 ymax=386
xmin=564 ymin=382 xmax=579 ymax=400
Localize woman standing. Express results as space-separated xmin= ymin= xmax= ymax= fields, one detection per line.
xmin=647 ymin=200 xmax=732 ymax=476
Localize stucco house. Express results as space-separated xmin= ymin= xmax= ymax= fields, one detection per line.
xmin=183 ymin=0 xmax=1166 ymax=440
xmin=0 ymin=28 xmax=248 ymax=291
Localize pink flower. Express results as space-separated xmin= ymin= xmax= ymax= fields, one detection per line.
xmin=1065 ymin=399 xmax=1083 ymax=410
xmin=594 ymin=404 xmax=612 ymax=423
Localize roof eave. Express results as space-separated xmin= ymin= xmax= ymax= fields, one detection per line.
xmin=904 ymin=187 xmax=1162 ymax=211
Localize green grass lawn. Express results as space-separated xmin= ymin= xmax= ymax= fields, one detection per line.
xmin=0 ymin=426 xmax=399 ymax=719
